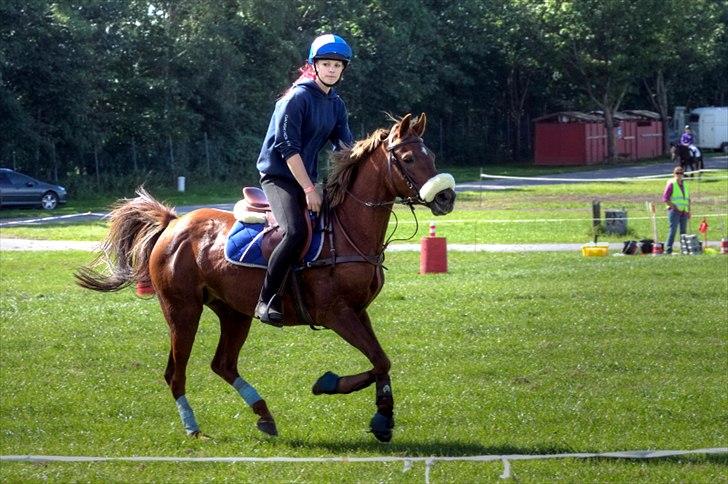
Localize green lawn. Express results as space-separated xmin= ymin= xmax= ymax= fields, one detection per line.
xmin=1 ymin=251 xmax=726 ymax=482
xmin=2 ymin=173 xmax=727 ymax=244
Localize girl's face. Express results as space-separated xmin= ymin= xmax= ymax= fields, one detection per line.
xmin=314 ymin=59 xmax=345 ymax=88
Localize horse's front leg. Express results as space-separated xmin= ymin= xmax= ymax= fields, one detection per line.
xmin=312 ymin=308 xmax=395 ymax=442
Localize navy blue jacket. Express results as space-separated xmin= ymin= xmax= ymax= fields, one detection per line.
xmin=256 ymin=80 xmax=353 ymax=182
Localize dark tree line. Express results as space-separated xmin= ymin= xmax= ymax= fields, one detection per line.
xmin=1 ymin=0 xmax=726 ymax=190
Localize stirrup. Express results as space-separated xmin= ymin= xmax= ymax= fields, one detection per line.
xmin=254 ymin=295 xmax=283 ymax=327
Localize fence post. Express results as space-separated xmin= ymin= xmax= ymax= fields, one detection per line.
xmin=592 ymin=200 xmax=601 ymax=228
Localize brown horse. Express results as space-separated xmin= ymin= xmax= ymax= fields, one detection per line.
xmin=75 ymin=113 xmax=456 ymax=442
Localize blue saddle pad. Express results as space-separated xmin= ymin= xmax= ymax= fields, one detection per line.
xmin=224 ymin=215 xmax=325 ymax=269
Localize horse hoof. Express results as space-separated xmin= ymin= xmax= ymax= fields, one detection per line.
xmin=369 ymin=412 xmax=394 ymax=443
xmin=189 ymin=430 xmax=211 ymax=441
xmin=312 ymin=371 xmax=340 ymax=395
xmin=257 ymin=418 xmax=278 ymax=436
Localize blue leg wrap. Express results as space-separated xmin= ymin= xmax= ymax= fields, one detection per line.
xmin=313 ymin=371 xmax=340 ymax=395
xmin=175 ymin=395 xmax=200 ymax=435
xmin=233 ymin=377 xmax=262 ymax=406
xmin=370 ymin=411 xmax=394 ymax=442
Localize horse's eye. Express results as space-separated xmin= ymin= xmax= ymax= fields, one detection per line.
xmin=402 ymin=154 xmax=414 ymax=163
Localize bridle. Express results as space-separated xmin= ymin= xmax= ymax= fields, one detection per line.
xmin=332 ymin=133 xmax=434 ymax=263
xmin=385 ymin=134 xmax=430 ymax=207
xmin=342 ymin=133 xmax=430 ymax=208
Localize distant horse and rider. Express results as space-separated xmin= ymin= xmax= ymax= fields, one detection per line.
xmin=75 ymin=113 xmax=456 ymax=442
xmin=671 ymin=143 xmax=704 ymax=176
xmin=671 ymin=125 xmax=704 ymax=176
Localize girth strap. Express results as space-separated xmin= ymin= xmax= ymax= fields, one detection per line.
xmin=288 ymin=270 xmax=316 ymax=329
xmin=301 ymin=254 xmax=383 ymax=268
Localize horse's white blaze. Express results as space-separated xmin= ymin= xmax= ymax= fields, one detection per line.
xmin=419 ymin=173 xmax=455 ymax=203
xmin=421 ymin=146 xmax=428 ymax=155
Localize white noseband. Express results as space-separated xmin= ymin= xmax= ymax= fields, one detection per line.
xmin=419 ymin=173 xmax=455 ymax=203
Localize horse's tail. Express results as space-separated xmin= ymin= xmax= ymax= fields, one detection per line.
xmin=75 ymin=187 xmax=177 ymax=292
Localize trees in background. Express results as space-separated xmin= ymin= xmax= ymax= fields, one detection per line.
xmin=1 ymin=0 xmax=726 ymax=187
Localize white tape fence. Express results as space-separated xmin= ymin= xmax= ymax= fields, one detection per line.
xmin=2 ymin=448 xmax=726 ymax=482
xmin=479 ymin=168 xmax=727 ymax=183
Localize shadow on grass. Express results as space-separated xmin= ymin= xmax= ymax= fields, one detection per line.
xmin=631 ymin=453 xmax=728 ymax=466
xmin=279 ymin=438 xmax=727 ymax=465
xmin=284 ymin=438 xmax=573 ymax=456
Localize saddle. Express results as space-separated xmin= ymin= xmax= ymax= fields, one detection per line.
xmin=228 ymin=187 xmax=318 ymax=266
xmin=225 ymin=187 xmax=327 ymax=328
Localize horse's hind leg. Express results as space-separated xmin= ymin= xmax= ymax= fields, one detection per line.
xmin=160 ymin=297 xmax=204 ymax=436
xmin=208 ymin=300 xmax=278 ymax=437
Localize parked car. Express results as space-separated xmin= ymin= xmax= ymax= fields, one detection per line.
xmin=0 ymin=168 xmax=68 ymax=210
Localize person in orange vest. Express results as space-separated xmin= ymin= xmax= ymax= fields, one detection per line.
xmin=661 ymin=166 xmax=691 ymax=254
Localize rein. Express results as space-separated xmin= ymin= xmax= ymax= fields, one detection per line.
xmin=297 ymin=131 xmax=429 ymax=329
xmin=322 ymin=135 xmax=429 ymax=266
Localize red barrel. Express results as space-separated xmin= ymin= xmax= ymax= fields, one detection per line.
xmin=420 ymin=236 xmax=448 ymax=273
xmin=652 ymin=242 xmax=664 ymax=256
xmin=136 ymin=280 xmax=155 ymax=296
xmin=721 ymin=238 xmax=728 ymax=255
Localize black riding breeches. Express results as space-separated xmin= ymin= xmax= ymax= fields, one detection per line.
xmin=259 ymin=174 xmax=308 ymax=303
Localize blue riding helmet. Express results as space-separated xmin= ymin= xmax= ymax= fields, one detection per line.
xmin=307 ymin=34 xmax=352 ymax=65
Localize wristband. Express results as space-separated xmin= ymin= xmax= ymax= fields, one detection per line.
xmin=304 ymin=185 xmax=316 ymax=194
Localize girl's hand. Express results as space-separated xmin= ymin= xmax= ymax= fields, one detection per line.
xmin=306 ymin=190 xmax=322 ymax=213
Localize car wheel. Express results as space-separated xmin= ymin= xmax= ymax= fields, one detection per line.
xmin=41 ymin=191 xmax=59 ymax=210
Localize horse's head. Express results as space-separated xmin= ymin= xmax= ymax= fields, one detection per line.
xmin=385 ymin=113 xmax=456 ymax=215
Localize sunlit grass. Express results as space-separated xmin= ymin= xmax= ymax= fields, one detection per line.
xmin=2 ymin=175 xmax=726 ymax=245
xmin=1 ymin=251 xmax=726 ymax=481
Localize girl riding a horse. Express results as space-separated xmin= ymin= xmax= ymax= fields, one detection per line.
xmin=75 ymin=112 xmax=456 ymax=442
xmin=255 ymin=34 xmax=354 ymax=326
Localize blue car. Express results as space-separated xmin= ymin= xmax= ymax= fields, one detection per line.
xmin=0 ymin=168 xmax=68 ymax=210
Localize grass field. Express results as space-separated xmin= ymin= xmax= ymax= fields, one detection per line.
xmin=1 ymin=251 xmax=726 ymax=482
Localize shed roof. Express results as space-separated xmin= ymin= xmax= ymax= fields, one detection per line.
xmin=588 ymin=110 xmax=642 ymax=120
xmin=622 ymin=110 xmax=661 ymax=120
xmin=534 ymin=111 xmax=603 ymax=123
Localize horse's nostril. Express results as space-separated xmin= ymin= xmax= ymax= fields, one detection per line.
xmin=435 ymin=189 xmax=455 ymax=205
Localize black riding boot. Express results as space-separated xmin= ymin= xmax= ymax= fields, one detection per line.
xmin=255 ymin=293 xmax=284 ymax=327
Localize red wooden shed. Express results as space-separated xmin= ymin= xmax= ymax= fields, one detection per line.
xmin=623 ymin=110 xmax=663 ymax=159
xmin=534 ymin=111 xmax=606 ymax=165
xmin=589 ymin=111 xmax=640 ymax=160
xmin=534 ymin=109 xmax=664 ymax=165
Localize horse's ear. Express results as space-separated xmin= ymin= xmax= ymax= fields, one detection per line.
xmin=412 ymin=113 xmax=427 ymax=136
xmin=396 ymin=114 xmax=412 ymax=139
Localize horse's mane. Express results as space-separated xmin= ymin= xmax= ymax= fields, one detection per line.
xmin=326 ymin=128 xmax=389 ymax=208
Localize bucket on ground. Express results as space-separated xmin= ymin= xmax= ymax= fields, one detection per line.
xmin=581 ymin=242 xmax=609 ymax=257
xmin=420 ymin=222 xmax=448 ymax=273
